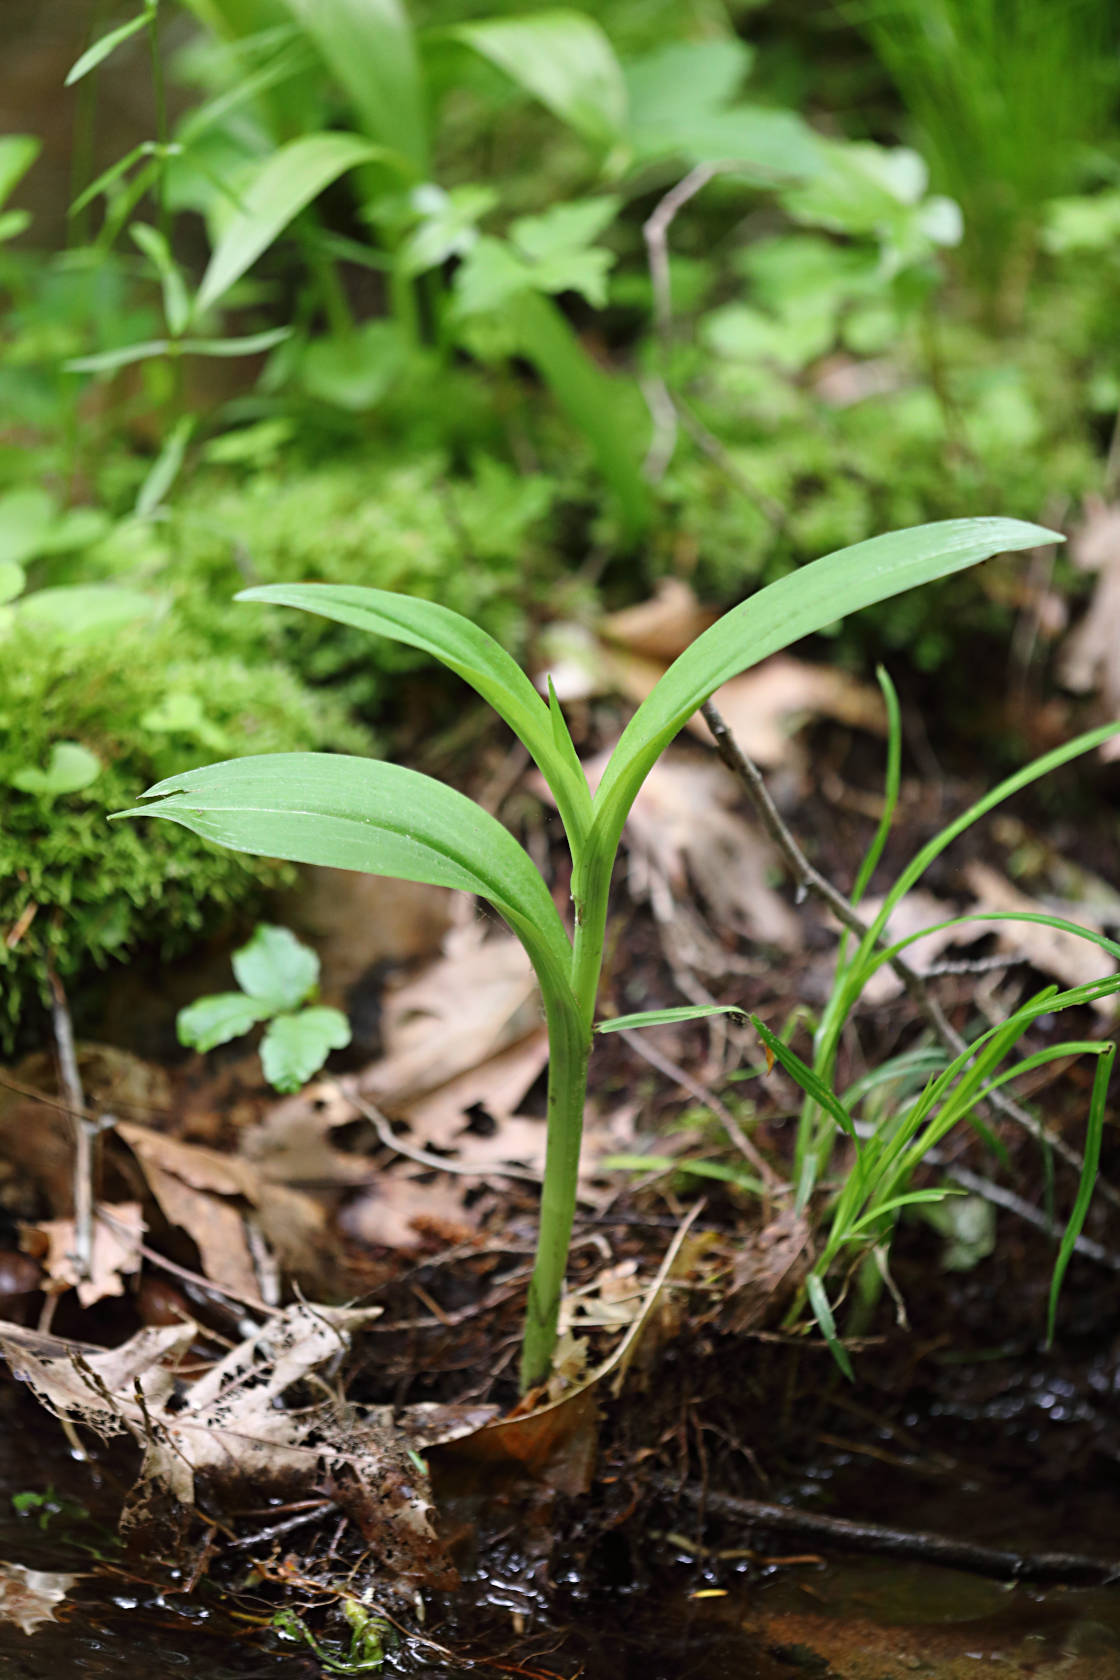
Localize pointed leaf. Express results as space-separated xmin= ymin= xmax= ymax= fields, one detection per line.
xmin=120 ymin=752 xmax=574 ymax=999
xmin=0 ymin=137 xmax=40 ymax=208
xmin=233 ymin=924 xmax=319 ymax=1010
xmin=807 ymin=1273 xmax=854 ymax=1380
xmin=260 ymin=1008 xmax=351 ymax=1093
xmin=280 ymin=0 xmax=427 ymax=174
xmin=449 ymin=12 xmax=627 ymax=149
xmin=196 ymin=133 xmax=389 ymax=316
xmin=235 ymin=583 xmax=592 ymax=845
xmin=595 ymin=1005 xmax=744 ymax=1033
xmin=177 ymin=992 xmax=275 ymax=1053
xmin=66 ymin=7 xmax=152 ymax=86
xmin=593 ymin=519 xmax=1059 ymax=853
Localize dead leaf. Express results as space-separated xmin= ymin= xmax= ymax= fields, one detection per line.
xmin=584 ymin=748 xmax=799 ymax=947
xmin=338 ymin=1173 xmax=478 ymax=1251
xmin=602 ymin=578 xmax=720 ymax=662
xmin=278 ymin=869 xmax=454 ymax=996
xmin=725 ymin=1205 xmax=812 ymax=1334
xmin=25 ymin=1203 xmax=145 ymax=1308
xmin=0 ymin=1303 xmax=459 ymax=1587
xmin=241 ymin=1082 xmax=372 ymax=1188
xmin=854 ymin=890 xmax=984 ymax=1005
xmin=361 ymin=927 xmax=541 ymax=1107
xmin=0 ymin=1563 xmax=79 ymax=1634
xmin=700 ymin=657 xmax=886 ymax=767
xmin=962 ymin=862 xmax=1119 ymax=1014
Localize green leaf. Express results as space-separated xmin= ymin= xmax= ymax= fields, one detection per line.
xmin=65 ymin=5 xmax=153 ymax=86
xmin=0 ymin=488 xmax=56 ymax=567
xmin=15 ymin=584 xmax=155 ymax=640
xmin=131 ymin=223 xmax=191 ymax=337
xmin=279 ymin=0 xmax=428 ymax=174
xmin=260 ymin=1008 xmax=351 ymax=1093
xmin=593 ymin=519 xmax=1059 ymax=854
xmin=508 ymin=290 xmax=650 ymax=541
xmin=234 ymin=583 xmax=592 ymax=848
xmin=513 ymin=197 xmax=619 ymax=262
xmin=0 ymin=562 xmax=25 ymax=605
xmin=177 ymin=991 xmax=275 ymax=1053
xmin=141 ymin=691 xmax=224 ymax=747
xmin=1048 ymin=1042 xmax=1114 ymax=1341
xmin=195 ymin=133 xmax=387 ymax=316
xmin=400 ymin=184 xmax=497 ymax=278
xmin=300 ymin=320 xmax=406 ymax=411
xmin=595 ymin=1005 xmax=744 ymax=1033
xmin=135 ymin=415 xmax=194 ymax=519
xmin=624 ymin=39 xmax=753 ymax=133
xmin=449 ymin=11 xmax=627 ymax=149
xmin=66 ymin=339 xmax=171 ymax=374
xmin=233 ymin=924 xmax=319 ymax=1011
xmin=178 ymin=327 xmax=293 ymax=358
xmin=602 ymin=1153 xmax=765 ymax=1196
xmin=0 ymin=136 xmax=41 ymax=209
xmin=121 ymin=752 xmax=575 ymax=1002
xmin=806 ymin=1273 xmax=854 ymax=1381
xmin=11 ymin=742 xmax=102 ymax=800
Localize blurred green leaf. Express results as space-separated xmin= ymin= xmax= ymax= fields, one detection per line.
xmin=260 ymin=1008 xmax=351 ymax=1093
xmin=233 ymin=923 xmax=319 ymax=1010
xmin=65 ymin=5 xmax=153 ymax=86
xmin=177 ymin=992 xmax=274 ymax=1053
xmin=449 ymin=11 xmax=627 ymax=149
xmin=11 ymin=742 xmax=102 ymax=800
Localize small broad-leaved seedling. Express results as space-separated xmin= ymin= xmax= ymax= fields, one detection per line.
xmin=177 ymin=923 xmax=350 ymax=1095
xmin=119 ymin=516 xmax=1055 ymax=1391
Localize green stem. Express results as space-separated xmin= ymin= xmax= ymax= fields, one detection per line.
xmin=517 ymin=847 xmax=613 ymax=1393
xmin=148 ymin=1 xmax=169 ymax=245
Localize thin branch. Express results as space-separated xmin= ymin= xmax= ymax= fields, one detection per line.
xmin=659 ymin=1479 xmax=1120 ymax=1585
xmin=640 ymin=163 xmax=788 ymax=530
xmin=700 ymin=698 xmax=1120 ymax=1211
xmin=47 ymin=966 xmax=96 ymax=1281
xmin=350 ymin=1092 xmax=544 ymax=1184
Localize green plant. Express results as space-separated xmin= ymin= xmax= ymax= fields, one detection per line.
xmin=122 ymin=515 xmax=1051 ymax=1390
xmin=0 ymin=606 xmax=369 ymax=1047
xmin=856 ymin=0 xmax=1116 ymax=318
xmin=756 ymin=671 xmax=1120 ymax=1372
xmin=178 ymin=922 xmax=350 ymax=1090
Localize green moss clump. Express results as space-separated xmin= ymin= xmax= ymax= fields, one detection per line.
xmin=0 ymin=621 xmax=371 ymax=1046
xmin=155 ymin=451 xmax=561 ymax=714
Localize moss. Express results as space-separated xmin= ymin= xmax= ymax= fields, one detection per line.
xmin=0 ymin=621 xmax=371 ymax=1046
xmin=112 ymin=449 xmax=563 ymax=716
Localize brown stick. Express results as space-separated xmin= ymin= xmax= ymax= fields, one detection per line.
xmin=660 ymin=1479 xmax=1120 ymax=1585
xmin=47 ymin=966 xmax=95 ymax=1281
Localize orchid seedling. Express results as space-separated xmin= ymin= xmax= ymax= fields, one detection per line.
xmin=119 ymin=517 xmax=1055 ymax=1391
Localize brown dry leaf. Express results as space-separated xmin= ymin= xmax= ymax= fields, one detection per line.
xmin=585 ymin=748 xmax=798 ymax=948
xmin=725 ymin=1205 xmax=812 ymax=1334
xmin=241 ymin=1082 xmax=372 ymax=1189
xmin=962 ymin=862 xmax=1119 ymax=1014
xmin=854 ymin=890 xmax=984 ymax=1005
xmin=0 ymin=1303 xmax=458 ymax=1587
xmin=1058 ymin=498 xmax=1120 ymax=756
xmin=25 ymin=1203 xmax=145 ymax=1308
xmin=115 ymin=1123 xmax=262 ymax=1300
xmin=362 ymin=926 xmax=541 ymax=1107
xmin=395 ymin=1030 xmax=549 ymax=1162
xmin=602 ymin=578 xmax=720 ymax=663
xmin=338 ymin=1172 xmax=478 ymax=1251
xmin=278 ymin=869 xmax=454 ymax=996
xmin=0 ymin=1563 xmax=79 ymax=1635
xmin=699 ymin=657 xmax=886 ymax=767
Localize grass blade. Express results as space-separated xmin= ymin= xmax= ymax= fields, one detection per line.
xmin=448 ymin=11 xmax=627 ymax=149
xmin=1048 ymin=1043 xmax=1114 ymax=1341
xmin=595 ymin=1005 xmax=744 ymax=1033
xmin=66 ymin=6 xmax=152 ymax=86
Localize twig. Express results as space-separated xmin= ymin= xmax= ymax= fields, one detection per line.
xmin=47 ymin=967 xmax=95 ymax=1281
xmin=658 ymin=1479 xmax=1120 ymax=1585
xmin=618 ymin=1028 xmax=781 ymax=1190
xmin=640 ymin=163 xmax=788 ymax=530
xmin=700 ymin=699 xmax=1120 ymax=1211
